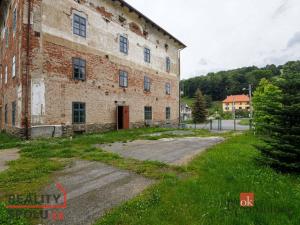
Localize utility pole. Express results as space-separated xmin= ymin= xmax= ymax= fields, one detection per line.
xmin=233 ymin=96 xmax=236 ymax=131
xmin=248 ymin=84 xmax=253 ymax=119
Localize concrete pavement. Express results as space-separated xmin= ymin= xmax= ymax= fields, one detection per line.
xmin=97 ymin=137 xmax=224 ymax=166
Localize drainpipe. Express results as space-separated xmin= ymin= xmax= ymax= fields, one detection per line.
xmin=178 ymin=49 xmax=181 ymax=128
xmin=25 ymin=0 xmax=31 ymax=139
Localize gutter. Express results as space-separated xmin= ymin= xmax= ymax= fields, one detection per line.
xmin=25 ymin=0 xmax=31 ymax=139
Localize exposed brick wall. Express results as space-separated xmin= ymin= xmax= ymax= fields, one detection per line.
xmin=1 ymin=0 xmax=184 ymax=138
xmin=0 ymin=0 xmax=26 ymax=132
xmin=41 ymin=34 xmax=179 ymax=128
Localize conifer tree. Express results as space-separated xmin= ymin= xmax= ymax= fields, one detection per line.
xmin=192 ymin=89 xmax=207 ymax=123
xmin=253 ymin=62 xmax=300 ymax=173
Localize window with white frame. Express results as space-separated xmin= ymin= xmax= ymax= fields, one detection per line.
xmin=12 ymin=56 xmax=16 ymax=78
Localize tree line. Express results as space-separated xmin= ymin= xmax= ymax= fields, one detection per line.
xmin=181 ymin=63 xmax=283 ymax=101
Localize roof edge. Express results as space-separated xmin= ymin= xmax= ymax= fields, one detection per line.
xmin=112 ymin=0 xmax=187 ymax=49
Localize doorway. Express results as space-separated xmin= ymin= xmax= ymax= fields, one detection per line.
xmin=117 ymin=106 xmax=129 ymax=130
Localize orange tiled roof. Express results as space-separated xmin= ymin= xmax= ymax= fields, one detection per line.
xmin=222 ymin=95 xmax=249 ymax=103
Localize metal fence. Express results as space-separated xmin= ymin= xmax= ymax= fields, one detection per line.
xmin=182 ymin=119 xmax=253 ymax=131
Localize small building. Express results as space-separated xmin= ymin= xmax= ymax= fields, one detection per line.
xmin=222 ymin=95 xmax=250 ymax=112
xmin=180 ymin=103 xmax=192 ymax=121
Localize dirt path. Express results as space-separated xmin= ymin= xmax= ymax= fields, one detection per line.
xmin=0 ymin=148 xmax=20 ymax=172
xmin=43 ymin=160 xmax=154 ymax=225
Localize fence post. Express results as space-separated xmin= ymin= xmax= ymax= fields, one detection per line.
xmin=249 ymin=119 xmax=253 ymax=130
xmin=210 ymin=119 xmax=212 ymax=130
xmin=234 ymin=119 xmax=236 ymax=131
xmin=220 ymin=119 xmax=222 ymax=130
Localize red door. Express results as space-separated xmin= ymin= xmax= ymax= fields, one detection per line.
xmin=123 ymin=106 xmax=129 ymax=129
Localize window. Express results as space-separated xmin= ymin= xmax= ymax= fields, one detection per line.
xmin=165 ymin=83 xmax=171 ymax=95
xmin=13 ymin=8 xmax=17 ymax=33
xmin=166 ymin=107 xmax=171 ymax=120
xmin=5 ymin=66 xmax=7 ymax=84
xmin=73 ymin=58 xmax=86 ymax=80
xmin=4 ymin=104 xmax=8 ymax=124
xmin=5 ymin=28 xmax=9 ymax=48
xmin=144 ymin=76 xmax=151 ymax=92
xmin=12 ymin=102 xmax=16 ymax=126
xmin=72 ymin=102 xmax=86 ymax=124
xmin=144 ymin=106 xmax=152 ymax=120
xmin=12 ymin=56 xmax=16 ymax=78
xmin=119 ymin=70 xmax=128 ymax=88
xmin=144 ymin=48 xmax=150 ymax=63
xmin=120 ymin=35 xmax=128 ymax=54
xmin=73 ymin=14 xmax=86 ymax=37
xmin=166 ymin=57 xmax=171 ymax=72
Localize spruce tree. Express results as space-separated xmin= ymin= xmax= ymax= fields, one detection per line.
xmin=192 ymin=89 xmax=207 ymax=123
xmin=253 ymin=62 xmax=300 ymax=173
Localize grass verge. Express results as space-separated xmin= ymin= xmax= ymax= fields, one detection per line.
xmin=96 ymin=133 xmax=300 ymax=225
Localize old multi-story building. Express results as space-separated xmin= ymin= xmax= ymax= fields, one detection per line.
xmin=0 ymin=0 xmax=186 ymax=138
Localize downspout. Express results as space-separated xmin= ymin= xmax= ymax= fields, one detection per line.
xmin=25 ymin=0 xmax=31 ymax=139
xmin=178 ymin=49 xmax=181 ymax=127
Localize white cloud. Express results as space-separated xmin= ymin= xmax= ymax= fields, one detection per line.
xmin=126 ymin=0 xmax=300 ymax=79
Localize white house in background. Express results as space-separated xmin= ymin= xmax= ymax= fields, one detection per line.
xmin=180 ymin=103 xmax=192 ymax=121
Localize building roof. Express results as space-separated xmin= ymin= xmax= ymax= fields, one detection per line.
xmin=112 ymin=0 xmax=186 ymax=48
xmin=222 ymin=95 xmax=250 ymax=103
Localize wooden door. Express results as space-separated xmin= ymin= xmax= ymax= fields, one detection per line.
xmin=123 ymin=106 xmax=129 ymax=129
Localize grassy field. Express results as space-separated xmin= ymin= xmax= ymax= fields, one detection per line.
xmin=181 ymin=97 xmax=195 ymax=106
xmin=0 ymin=130 xmax=299 ymax=225
xmin=96 ymin=134 xmax=300 ymax=225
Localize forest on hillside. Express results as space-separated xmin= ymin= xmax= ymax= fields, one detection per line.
xmin=180 ymin=61 xmax=300 ymax=102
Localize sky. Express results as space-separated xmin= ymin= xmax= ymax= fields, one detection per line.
xmin=126 ymin=0 xmax=300 ymax=79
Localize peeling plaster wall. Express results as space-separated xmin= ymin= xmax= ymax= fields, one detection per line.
xmin=31 ymin=79 xmax=45 ymax=124
xmin=1 ymin=0 xmax=183 ymax=137
xmin=41 ymin=0 xmax=181 ymax=76
xmin=36 ymin=0 xmax=182 ymax=132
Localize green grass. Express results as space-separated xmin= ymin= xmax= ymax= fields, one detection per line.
xmin=0 ymin=127 xmax=215 ymax=197
xmin=181 ymin=97 xmax=195 ymax=106
xmin=96 ymin=133 xmax=300 ymax=225
xmin=0 ymin=132 xmax=23 ymax=150
xmin=1 ymin=129 xmax=299 ymax=225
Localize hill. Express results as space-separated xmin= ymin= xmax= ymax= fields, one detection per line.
xmin=180 ymin=62 xmax=297 ymax=101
